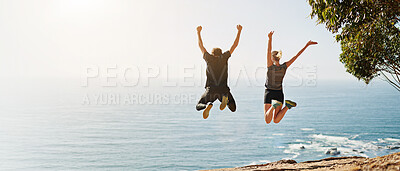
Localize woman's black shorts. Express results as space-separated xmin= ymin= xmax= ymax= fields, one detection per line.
xmin=264 ymin=89 xmax=284 ymax=104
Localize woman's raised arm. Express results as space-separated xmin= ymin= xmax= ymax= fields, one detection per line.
xmin=286 ymin=40 xmax=318 ymax=67
xmin=267 ymin=31 xmax=274 ymax=67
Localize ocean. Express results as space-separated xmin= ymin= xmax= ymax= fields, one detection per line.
xmin=0 ymin=79 xmax=399 ymax=170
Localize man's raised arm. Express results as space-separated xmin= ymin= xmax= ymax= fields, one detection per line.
xmin=229 ymin=24 xmax=242 ymax=54
xmin=197 ymin=26 xmax=207 ymax=54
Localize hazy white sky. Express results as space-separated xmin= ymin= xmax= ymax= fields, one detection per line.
xmin=0 ymin=0 xmax=356 ymax=83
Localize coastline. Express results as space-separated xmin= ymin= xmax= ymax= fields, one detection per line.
xmin=205 ymin=152 xmax=400 ymax=171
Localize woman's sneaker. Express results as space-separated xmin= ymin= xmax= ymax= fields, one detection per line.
xmin=285 ymin=100 xmax=297 ymax=109
xmin=203 ymin=104 xmax=213 ymax=119
xmin=220 ymin=95 xmax=228 ymax=110
xmin=271 ymin=100 xmax=282 ymax=109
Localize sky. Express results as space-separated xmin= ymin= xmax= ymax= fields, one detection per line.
xmin=0 ymin=0 xmax=358 ymax=87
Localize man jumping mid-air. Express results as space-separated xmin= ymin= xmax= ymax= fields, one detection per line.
xmin=195 ymin=25 xmax=242 ymax=119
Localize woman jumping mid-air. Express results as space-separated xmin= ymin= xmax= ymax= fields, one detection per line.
xmin=264 ymin=31 xmax=317 ymax=124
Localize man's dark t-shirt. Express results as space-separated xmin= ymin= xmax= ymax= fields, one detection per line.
xmin=203 ymin=51 xmax=231 ymax=91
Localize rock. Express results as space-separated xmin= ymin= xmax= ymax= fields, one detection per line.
xmin=388 ymin=146 xmax=400 ymax=150
xmin=276 ymin=159 xmax=297 ymax=164
xmin=331 ymin=151 xmax=341 ymax=155
xmin=300 ymin=146 xmax=305 ymax=149
xmin=326 ymin=147 xmax=340 ymax=156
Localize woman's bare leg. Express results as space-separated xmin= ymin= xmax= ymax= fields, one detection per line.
xmin=273 ymin=106 xmax=289 ymax=123
xmin=264 ymin=104 xmax=274 ymax=124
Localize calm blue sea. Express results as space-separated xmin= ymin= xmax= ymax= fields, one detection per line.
xmin=0 ymin=80 xmax=399 ymax=170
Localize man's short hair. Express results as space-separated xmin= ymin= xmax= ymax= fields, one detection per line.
xmin=212 ymin=48 xmax=222 ymax=57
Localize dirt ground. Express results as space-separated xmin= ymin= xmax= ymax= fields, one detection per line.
xmin=205 ymin=152 xmax=400 ymax=171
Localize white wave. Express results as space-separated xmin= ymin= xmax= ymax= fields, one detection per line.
xmin=300 ymin=128 xmax=315 ymax=131
xmin=350 ymin=134 xmax=360 ymax=139
xmin=310 ymin=134 xmax=381 ymax=157
xmin=282 ymin=151 xmax=300 ymax=159
xmin=378 ymin=138 xmax=385 ymax=143
xmin=384 ymin=138 xmax=400 ymax=142
xmin=314 ymin=134 xmax=378 ymax=147
xmin=311 ymin=134 xmax=349 ymax=144
xmin=283 ymin=149 xmax=291 ymax=154
xmin=377 ymin=138 xmax=400 ymax=145
xmin=276 ymin=146 xmax=285 ymax=149
xmin=287 ymin=143 xmax=325 ymax=153
xmin=272 ymin=133 xmax=284 ymax=136
xmin=283 ymin=134 xmax=384 ymax=159
xmin=247 ymin=160 xmax=271 ymax=165
xmin=283 ymin=144 xmax=308 ymax=159
xmin=281 ymin=134 xmax=400 ymax=161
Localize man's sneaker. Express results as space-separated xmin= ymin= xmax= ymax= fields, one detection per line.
xmin=196 ymin=103 xmax=207 ymax=111
xmin=272 ymin=100 xmax=282 ymax=109
xmin=203 ymin=104 xmax=213 ymax=119
xmin=220 ymin=95 xmax=228 ymax=110
xmin=285 ymin=100 xmax=297 ymax=109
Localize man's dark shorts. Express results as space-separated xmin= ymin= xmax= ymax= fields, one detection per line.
xmin=196 ymin=87 xmax=236 ymax=112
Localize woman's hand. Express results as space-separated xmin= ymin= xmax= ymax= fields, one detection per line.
xmin=307 ymin=40 xmax=318 ymax=46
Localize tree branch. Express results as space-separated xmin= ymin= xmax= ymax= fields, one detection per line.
xmin=380 ymin=71 xmax=400 ymax=92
